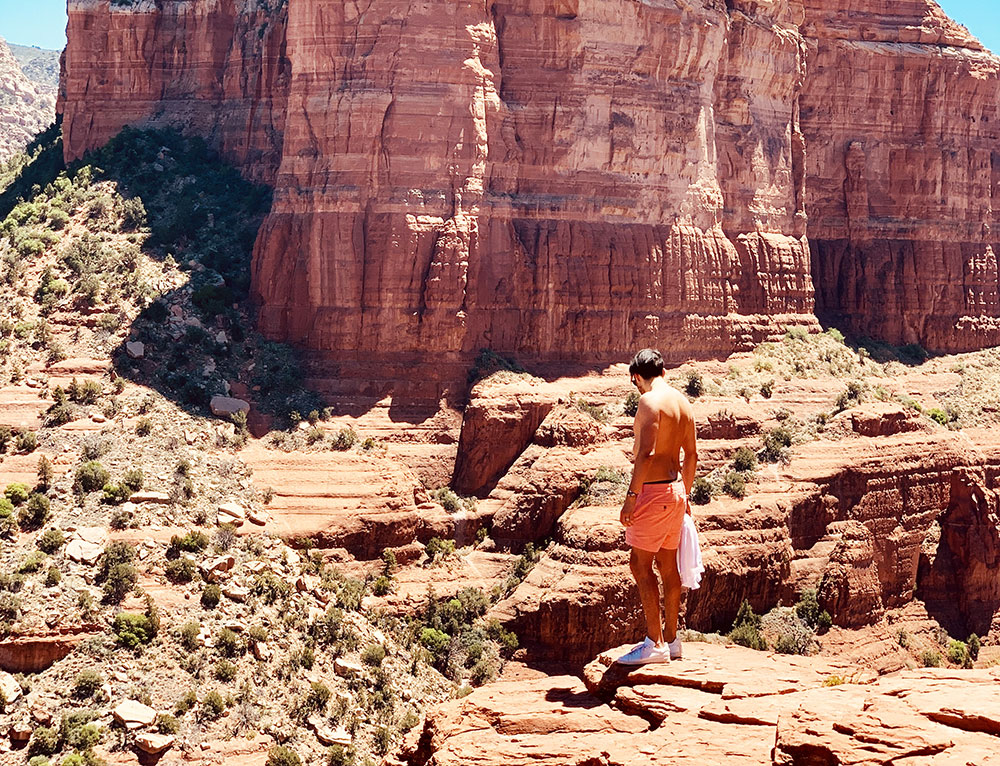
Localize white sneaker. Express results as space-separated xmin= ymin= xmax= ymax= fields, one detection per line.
xmin=617 ymin=637 xmax=670 ymax=665
xmin=667 ymin=636 xmax=682 ymax=660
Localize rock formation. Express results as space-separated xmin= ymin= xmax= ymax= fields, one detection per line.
xmin=0 ymin=38 xmax=56 ymax=162
xmin=58 ymin=0 xmax=1000 ymax=370
xmin=404 ymin=642 xmax=1000 ymax=766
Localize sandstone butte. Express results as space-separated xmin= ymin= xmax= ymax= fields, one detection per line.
xmin=57 ymin=0 xmax=1000 ymax=382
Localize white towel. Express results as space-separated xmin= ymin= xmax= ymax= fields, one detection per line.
xmin=679 ymin=514 xmax=704 ymax=590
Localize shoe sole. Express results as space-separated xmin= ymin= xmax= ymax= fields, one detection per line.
xmin=617 ymin=655 xmax=671 ymax=666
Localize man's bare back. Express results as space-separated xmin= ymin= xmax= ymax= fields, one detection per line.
xmin=631 ymin=383 xmax=696 ymax=486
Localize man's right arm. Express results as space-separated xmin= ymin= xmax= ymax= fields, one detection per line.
xmin=681 ymin=416 xmax=698 ymax=498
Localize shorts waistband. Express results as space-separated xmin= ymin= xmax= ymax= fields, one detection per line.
xmin=644 ymin=476 xmax=679 ymax=485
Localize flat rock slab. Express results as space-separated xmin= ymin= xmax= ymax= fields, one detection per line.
xmin=112 ymin=699 xmax=156 ymax=729
xmin=136 ymin=732 xmax=174 ymax=754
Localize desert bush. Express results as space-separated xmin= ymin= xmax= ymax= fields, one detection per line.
xmin=75 ymin=461 xmax=110 ymax=493
xmin=372 ymin=576 xmax=392 ymax=596
xmin=44 ymin=567 xmax=60 ymax=587
xmin=19 ymin=493 xmax=50 ymax=529
xmin=731 ymin=447 xmax=757 ymax=473
xmin=927 ymin=408 xmax=951 ymax=426
xmin=113 ymin=612 xmax=155 ymax=648
xmin=305 ymin=681 xmax=331 ymax=712
xmin=101 ymin=483 xmax=131 ymax=505
xmin=216 ymin=627 xmax=245 ymax=657
xmin=72 ymin=669 xmax=103 ymax=699
xmin=214 ymin=660 xmax=238 ymax=682
xmin=4 ymin=483 xmax=29 ymax=505
xmin=623 ymin=391 xmax=640 ymax=417
xmin=684 ymin=370 xmax=704 ymax=398
xmin=165 ymin=557 xmax=196 ymax=584
xmin=122 ymin=468 xmax=144 ymax=491
xmin=690 ymin=477 xmax=713 ymax=505
xmin=921 ymin=650 xmax=942 ymax=668
xmin=27 ymin=726 xmax=59 ymax=756
xmin=329 ymin=427 xmax=357 ymax=451
xmin=178 ymin=621 xmax=201 ymax=651
xmin=155 ymin=713 xmax=179 ymax=734
xmin=728 ymin=600 xmax=766 ymax=650
xmin=253 ymin=571 xmax=291 ymax=604
xmin=18 ymin=551 xmax=46 ymax=573
xmin=174 ymin=690 xmax=197 ymax=716
xmin=266 ymin=746 xmax=302 ymax=766
xmin=36 ymin=456 xmax=54 ymax=490
xmin=425 ymin=536 xmax=456 ymax=562
xmin=722 ymin=472 xmax=746 ymax=499
xmin=362 ymin=643 xmax=386 ymax=667
xmin=167 ymin=530 xmax=208 ymax=557
xmin=199 ymin=691 xmax=226 ymax=721
xmin=201 ymin=583 xmax=221 ymax=609
xmin=968 ymin=633 xmax=981 ymax=662
xmin=135 ymin=417 xmax=153 ymax=436
xmin=761 ymin=427 xmax=793 ymax=463
xmin=947 ymin=640 xmax=969 ymax=666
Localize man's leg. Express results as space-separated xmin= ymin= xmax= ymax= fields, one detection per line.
xmin=655 ymin=548 xmax=681 ymax=643
xmin=630 ymin=547 xmax=663 ymax=644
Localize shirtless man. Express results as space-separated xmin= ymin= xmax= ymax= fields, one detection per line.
xmin=617 ymin=348 xmax=698 ymax=665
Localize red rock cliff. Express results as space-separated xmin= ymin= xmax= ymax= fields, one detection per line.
xmin=59 ymin=0 xmax=1000 ymax=364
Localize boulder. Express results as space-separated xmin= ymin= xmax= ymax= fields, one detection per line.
xmin=112 ymin=699 xmax=157 ymax=729
xmin=129 ymin=491 xmax=171 ymax=504
xmin=0 ymin=672 xmax=22 ymax=706
xmin=136 ymin=732 xmax=175 ymax=754
xmin=217 ymin=501 xmax=246 ymax=526
xmin=125 ymin=341 xmax=145 ymax=359
xmin=210 ymin=396 xmax=250 ymax=418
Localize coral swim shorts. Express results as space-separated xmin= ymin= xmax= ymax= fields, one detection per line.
xmin=625 ymin=480 xmax=687 ymax=552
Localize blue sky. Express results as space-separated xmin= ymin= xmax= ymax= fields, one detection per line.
xmin=0 ymin=0 xmax=998 ymax=54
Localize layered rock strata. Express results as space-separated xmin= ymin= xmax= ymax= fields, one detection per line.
xmin=404 ymin=642 xmax=1000 ymax=766
xmin=57 ymin=0 xmax=1000 ymax=360
xmin=0 ymin=39 xmax=56 ymax=162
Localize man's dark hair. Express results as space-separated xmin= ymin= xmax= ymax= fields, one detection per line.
xmin=629 ymin=348 xmax=664 ymax=380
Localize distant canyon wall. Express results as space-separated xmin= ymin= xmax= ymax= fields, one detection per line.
xmin=59 ymin=0 xmax=1000 ymax=363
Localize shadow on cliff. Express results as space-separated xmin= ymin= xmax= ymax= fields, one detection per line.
xmin=4 ymin=125 xmax=324 ymax=431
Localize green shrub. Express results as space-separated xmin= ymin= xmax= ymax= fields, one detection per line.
xmin=266 ymin=746 xmax=302 ymax=766
xmin=684 ymin=370 xmax=704 ymax=398
xmin=729 ymin=621 xmax=767 ymax=651
xmin=168 ymin=529 xmax=209 ymax=557
xmin=947 ymin=640 xmax=969 ymax=666
xmin=44 ymin=567 xmax=61 ymax=587
xmin=19 ymin=493 xmax=51 ymax=529
xmin=760 ymin=380 xmax=774 ymax=399
xmin=731 ymin=447 xmax=757 ymax=473
xmin=101 ymin=482 xmax=131 ymax=505
xmin=362 ymin=643 xmax=386 ymax=667
xmin=201 ymin=583 xmax=221 ymax=609
xmin=921 ymin=650 xmax=942 ymax=668
xmin=38 ymin=529 xmax=66 ymax=553
xmin=36 ymin=456 xmax=54 ymax=489
xmin=761 ymin=427 xmax=793 ymax=463
xmin=623 ymin=390 xmax=640 ymax=417
xmin=690 ymin=477 xmax=713 ymax=505
xmin=75 ymin=461 xmax=110 ymax=493
xmin=113 ymin=612 xmax=154 ymax=648
xmin=968 ymin=633 xmax=981 ymax=661
xmin=72 ymin=669 xmax=103 ymax=699
xmin=122 ymin=468 xmax=144 ymax=491
xmin=722 ymin=472 xmax=745 ymax=499
xmin=15 ymin=429 xmax=37 ymax=453
xmin=18 ymin=551 xmax=47 ymax=573
xmin=927 ymin=408 xmax=950 ymax=426
xmin=305 ymin=681 xmax=331 ymax=711
xmin=327 ymin=745 xmax=355 ymax=766
xmin=4 ymin=483 xmax=29 ymax=505
xmin=216 ymin=627 xmax=245 ymax=657
xmin=135 ymin=417 xmax=153 ymax=436
xmin=178 ymin=621 xmax=201 ymax=651
xmin=97 ymin=541 xmax=137 ymax=602
xmin=214 ymin=660 xmax=237 ymax=682
xmin=27 ymin=726 xmax=59 ymax=756
xmin=155 ymin=713 xmax=179 ymax=734
xmin=199 ymin=691 xmax=226 ymax=721
xmin=794 ymin=589 xmax=822 ymax=627
xmin=165 ymin=557 xmax=196 ymax=584
xmin=330 ymin=427 xmax=357 ymax=451
xmin=372 ymin=575 xmax=392 ymax=596
xmin=420 ymin=627 xmax=450 ymax=659
xmin=174 ymin=690 xmax=197 ymax=716
xmin=425 ymin=536 xmax=457 ymax=562
xmin=253 ymin=571 xmax=291 ymax=604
